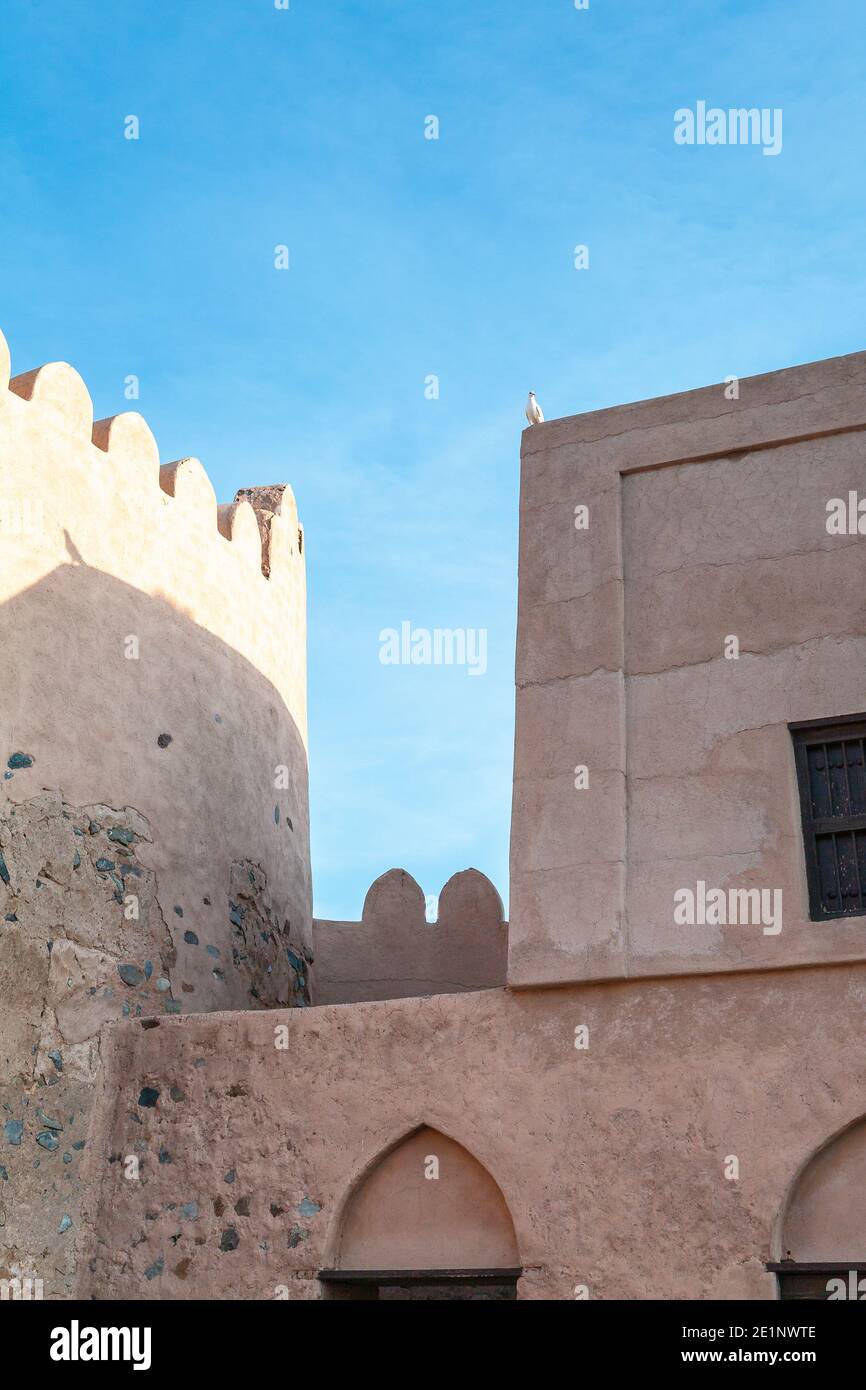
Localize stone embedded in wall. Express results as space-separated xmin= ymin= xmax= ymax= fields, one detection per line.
xmin=0 ymin=791 xmax=177 ymax=1080
xmin=0 ymin=800 xmax=313 ymax=1301
xmin=0 ymin=790 xmax=176 ymax=1298
xmin=74 ymin=1008 xmax=330 ymax=1297
xmin=0 ymin=322 xmax=314 ymax=1299
xmin=75 ymin=961 xmax=866 ymax=1301
xmin=233 ymin=484 xmax=302 ymax=579
xmin=0 ymin=322 xmax=313 ymax=989
xmin=225 ymin=861 xmax=310 ymax=1009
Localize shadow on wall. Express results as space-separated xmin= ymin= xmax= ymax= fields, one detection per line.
xmin=0 ymin=555 xmax=313 ymax=1024
xmin=312 ymin=867 xmax=507 ymax=1004
xmin=0 ymin=554 xmax=314 ymax=1296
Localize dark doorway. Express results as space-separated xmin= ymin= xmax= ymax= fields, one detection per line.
xmin=320 ymin=1268 xmax=520 ymax=1301
xmin=768 ymin=1262 xmax=866 ymax=1300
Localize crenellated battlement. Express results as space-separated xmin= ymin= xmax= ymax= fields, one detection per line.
xmin=0 ymin=324 xmax=314 ymax=1296
xmin=312 ymin=868 xmax=508 ymax=1004
xmin=0 ymin=325 xmax=307 ymax=743
xmin=0 ymin=327 xmax=303 ymax=593
xmin=0 ymin=317 xmax=312 ymax=1005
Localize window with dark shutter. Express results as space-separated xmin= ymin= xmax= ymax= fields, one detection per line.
xmin=790 ymin=715 xmax=866 ymax=921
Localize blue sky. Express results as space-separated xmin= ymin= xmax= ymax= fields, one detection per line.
xmin=1 ymin=1 xmax=864 ymax=918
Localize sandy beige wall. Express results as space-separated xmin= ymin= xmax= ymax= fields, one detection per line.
xmin=623 ymin=432 xmax=866 ymax=976
xmin=0 ymin=325 xmax=312 ymax=1009
xmin=511 ymin=349 xmax=866 ymax=987
xmin=76 ymin=960 xmax=866 ymax=1300
xmin=313 ymin=867 xmax=507 ymax=1004
xmin=0 ymin=326 xmax=312 ymax=1293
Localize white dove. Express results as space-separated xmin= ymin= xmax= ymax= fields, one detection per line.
xmin=525 ymin=390 xmax=544 ymax=426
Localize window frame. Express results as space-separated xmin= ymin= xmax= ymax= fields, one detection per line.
xmin=790 ymin=713 xmax=866 ymax=922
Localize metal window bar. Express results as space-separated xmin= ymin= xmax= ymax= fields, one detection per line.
xmin=790 ymin=715 xmax=866 ymax=922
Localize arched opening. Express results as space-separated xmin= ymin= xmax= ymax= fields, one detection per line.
xmin=769 ymin=1116 xmax=866 ymax=1300
xmin=320 ymin=1126 xmax=521 ymax=1300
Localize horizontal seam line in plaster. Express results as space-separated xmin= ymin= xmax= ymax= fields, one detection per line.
xmin=514 ymin=768 xmax=625 ymax=781
xmin=319 ymin=979 xmax=494 ymax=989
xmin=522 ymin=407 xmax=866 ymax=465
xmin=627 ymin=848 xmax=765 ymax=865
xmin=521 ymin=481 xmax=622 ymax=513
xmin=629 ymin=754 xmax=795 ymax=780
xmin=629 ymin=716 xmax=861 ymax=781
xmin=522 ymin=573 xmax=623 ymax=606
xmin=629 ymin=538 xmax=865 ymax=585
xmin=514 ymin=858 xmax=626 ymax=873
xmin=620 ymin=421 xmax=866 ymax=475
xmin=517 ymin=665 xmax=623 ymax=690
xmin=506 ymin=951 xmax=866 ymax=993
xmin=624 ymin=630 xmax=864 ymax=680
xmin=521 ymin=577 xmax=623 ymax=611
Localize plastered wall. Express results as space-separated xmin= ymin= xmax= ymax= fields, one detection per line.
xmin=313 ymin=868 xmax=507 ymax=1004
xmin=0 ymin=325 xmax=312 ymax=1294
xmin=511 ymin=349 xmax=866 ymax=987
xmin=334 ymin=1126 xmax=519 ymax=1269
xmin=782 ymin=1116 xmax=866 ymax=1261
xmin=0 ymin=324 xmax=312 ymax=1005
xmin=76 ymin=961 xmax=866 ymax=1300
xmin=6 ymin=329 xmax=866 ymax=1301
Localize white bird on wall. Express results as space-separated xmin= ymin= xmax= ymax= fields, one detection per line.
xmin=525 ymin=390 xmax=544 ymax=426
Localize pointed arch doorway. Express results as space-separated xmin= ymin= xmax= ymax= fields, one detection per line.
xmin=320 ymin=1126 xmax=522 ymax=1300
xmin=769 ymin=1115 xmax=866 ymax=1299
